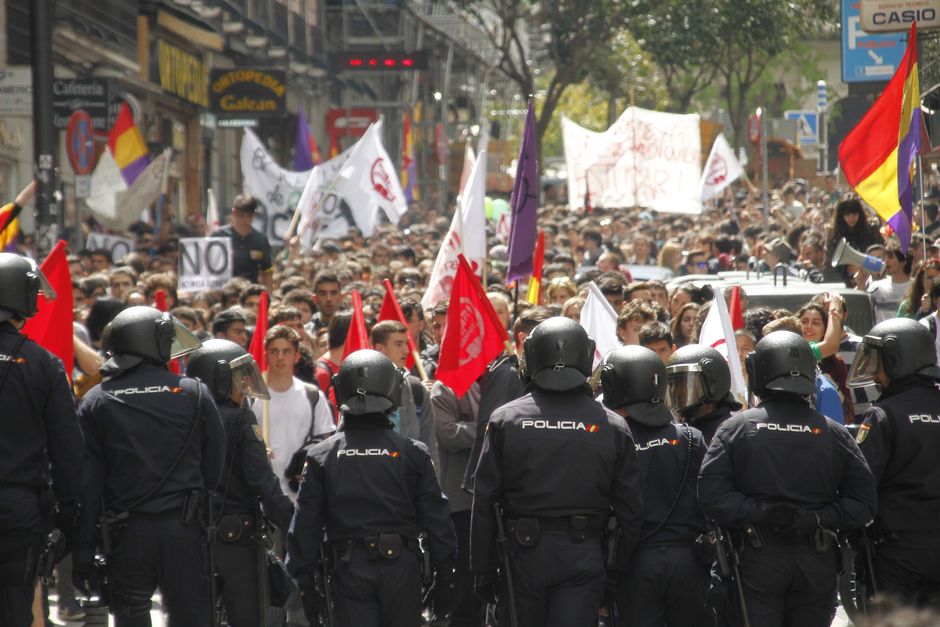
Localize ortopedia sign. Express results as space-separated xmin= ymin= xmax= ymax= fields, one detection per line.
xmin=209 ymin=69 xmax=286 ymax=118
xmin=860 ymin=0 xmax=940 ymax=32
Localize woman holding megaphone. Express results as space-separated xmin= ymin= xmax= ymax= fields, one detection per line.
xmin=826 ymin=198 xmax=882 ymax=283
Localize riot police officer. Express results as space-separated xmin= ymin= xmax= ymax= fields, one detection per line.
xmin=0 ymin=253 xmax=83 ymax=626
xmin=601 ymin=346 xmax=710 ymax=627
xmin=286 ymin=349 xmax=457 ymax=626
xmin=73 ymin=306 xmax=225 ymax=626
xmin=851 ymin=318 xmax=940 ymax=606
xmin=471 ymin=317 xmax=643 ymax=627
xmin=187 ymin=339 xmax=294 ymax=626
xmin=666 ymin=345 xmax=742 ymax=445
xmin=698 ymin=331 xmax=876 ymax=626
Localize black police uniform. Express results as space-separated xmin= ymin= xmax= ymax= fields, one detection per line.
xmin=698 ymin=396 xmax=876 ymax=626
xmin=471 ymin=385 xmax=644 ymax=627
xmin=692 ymin=405 xmax=736 ymax=447
xmin=287 ymin=414 xmax=457 ymax=626
xmin=211 ymin=224 xmax=272 ymax=283
xmin=857 ymin=376 xmax=940 ymax=605
xmin=0 ymin=321 xmax=84 ymax=626
xmin=214 ymin=399 xmax=294 ymax=626
xmin=76 ymin=363 xmax=225 ymax=626
xmin=618 ymin=419 xmax=710 ymax=627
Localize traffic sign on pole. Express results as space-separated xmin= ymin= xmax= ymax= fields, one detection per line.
xmin=784 ymin=110 xmax=819 ymax=145
xmin=65 ymin=109 xmax=97 ymax=175
xmin=842 ymin=0 xmax=907 ymax=83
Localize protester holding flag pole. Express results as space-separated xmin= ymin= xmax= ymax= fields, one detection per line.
xmin=506 ymin=101 xmax=539 ymax=320
xmin=379 ymin=279 xmax=429 ymax=380
xmin=249 ymin=291 xmax=270 ymax=441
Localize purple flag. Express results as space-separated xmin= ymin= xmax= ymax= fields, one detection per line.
xmin=506 ymin=101 xmax=539 ymax=283
xmin=293 ymin=110 xmax=315 ymax=172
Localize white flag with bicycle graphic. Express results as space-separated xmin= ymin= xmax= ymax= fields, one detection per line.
xmin=240 ymin=129 xmax=311 ymax=245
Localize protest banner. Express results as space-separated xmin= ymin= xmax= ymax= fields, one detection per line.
xmin=178 ymin=237 xmax=233 ymax=292
xmin=86 ymin=232 xmax=134 ymax=261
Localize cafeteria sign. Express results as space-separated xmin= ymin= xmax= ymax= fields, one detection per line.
xmin=209 ymin=69 xmax=286 ymax=120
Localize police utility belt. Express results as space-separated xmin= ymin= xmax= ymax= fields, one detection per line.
xmin=742 ymin=523 xmax=836 ymax=554
xmin=507 ymin=515 xmax=603 ymax=548
xmin=331 ymin=533 xmax=420 ymax=562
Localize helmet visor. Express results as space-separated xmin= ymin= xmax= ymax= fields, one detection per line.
xmin=228 ymin=353 xmax=270 ymax=400
xmin=666 ymin=364 xmax=706 ymax=413
xmin=29 ymin=262 xmax=57 ymax=300
xmin=848 ymin=339 xmax=882 ymax=388
xmin=170 ymin=316 xmax=203 ymax=358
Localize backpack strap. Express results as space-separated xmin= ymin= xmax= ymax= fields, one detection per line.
xmin=301 ymin=382 xmax=321 ymax=445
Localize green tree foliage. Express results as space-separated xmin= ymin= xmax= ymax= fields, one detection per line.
xmin=457 ymin=0 xmax=633 ymax=151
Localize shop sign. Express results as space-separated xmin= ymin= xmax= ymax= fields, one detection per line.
xmin=0 ymin=67 xmax=32 ymax=116
xmin=209 ymin=69 xmax=286 ymax=119
xmin=155 ymin=39 xmax=209 ymax=107
xmin=53 ymin=79 xmax=109 ymax=130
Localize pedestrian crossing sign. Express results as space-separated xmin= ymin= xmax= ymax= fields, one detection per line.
xmin=784 ymin=110 xmax=818 ymax=146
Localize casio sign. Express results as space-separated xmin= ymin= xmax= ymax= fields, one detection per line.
xmin=860 ymin=0 xmax=940 ymax=33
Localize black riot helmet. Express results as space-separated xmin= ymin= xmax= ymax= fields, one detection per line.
xmin=187 ymin=339 xmax=270 ymax=403
xmin=745 ymin=331 xmax=816 ymax=398
xmin=333 ymin=349 xmax=401 ymax=416
xmin=101 ymin=306 xmax=202 ymax=375
xmin=600 ymin=346 xmax=672 ymax=426
xmin=849 ymin=318 xmax=940 ymax=387
xmin=666 ymin=345 xmax=738 ymax=418
xmin=522 ymin=317 xmax=595 ymax=391
xmin=0 ymin=252 xmax=56 ymax=320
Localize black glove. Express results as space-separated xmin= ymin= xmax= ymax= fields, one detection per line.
xmin=431 ymin=566 xmax=455 ymax=617
xmin=72 ymin=552 xmax=98 ymax=598
xmin=474 ymin=571 xmax=498 ymax=605
xmin=299 ymin=585 xmax=320 ymax=624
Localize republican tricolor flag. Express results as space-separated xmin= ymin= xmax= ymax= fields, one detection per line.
xmin=839 ymin=23 xmax=928 ymax=252
xmin=401 ymin=112 xmax=418 ymax=203
xmin=109 ymin=103 xmax=150 ymax=185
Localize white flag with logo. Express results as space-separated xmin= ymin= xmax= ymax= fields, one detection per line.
xmin=697 ymin=291 xmax=748 ymax=404
xmin=88 ymin=148 xmax=171 ymax=231
xmin=326 ymin=120 xmax=407 ymax=237
xmin=458 ymin=144 xmax=476 ymax=200
xmin=700 ymin=133 xmax=744 ymax=201
xmin=419 ymin=150 xmax=487 ymax=310
xmin=580 ymin=281 xmax=620 ymax=368
xmin=206 ymin=188 xmax=220 ymax=233
xmin=294 ymin=145 xmax=357 ymax=250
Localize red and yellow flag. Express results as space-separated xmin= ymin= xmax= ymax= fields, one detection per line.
xmin=839 ymin=23 xmax=926 ymax=252
xmin=526 ymin=230 xmax=545 ymax=305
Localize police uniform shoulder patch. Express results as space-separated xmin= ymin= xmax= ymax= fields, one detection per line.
xmin=253 ymin=424 xmax=264 ymax=442
xmin=856 ymin=422 xmax=870 ymax=445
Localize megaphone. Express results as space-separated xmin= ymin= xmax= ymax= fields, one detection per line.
xmin=831 ymin=238 xmax=885 ymax=275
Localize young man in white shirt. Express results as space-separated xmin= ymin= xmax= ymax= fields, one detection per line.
xmin=919 ymin=281 xmax=940 ymax=365
xmin=865 ymin=244 xmax=913 ymax=323
xmin=251 ymin=325 xmax=333 ymax=499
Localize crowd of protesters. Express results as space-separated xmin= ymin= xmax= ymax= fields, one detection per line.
xmin=9 ymin=167 xmax=940 ymax=623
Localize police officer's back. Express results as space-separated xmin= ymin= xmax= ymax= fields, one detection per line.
xmin=602 ymin=346 xmax=710 ymax=627
xmin=698 ymin=331 xmax=876 ymax=627
xmin=73 ymin=306 xmax=225 ymax=626
xmin=667 ymin=345 xmax=742 ymax=445
xmin=0 ymin=253 xmax=83 ymax=627
xmin=851 ymin=318 xmax=940 ymax=606
xmin=286 ymin=349 xmax=456 ymax=627
xmin=188 ymin=339 xmax=293 ymax=626
xmin=471 ymin=317 xmax=644 ymax=627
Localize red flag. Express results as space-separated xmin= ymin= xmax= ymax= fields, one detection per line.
xmin=342 ymin=290 xmax=371 ymax=360
xmin=378 ymin=279 xmax=417 ymax=369
xmin=436 ymin=255 xmax=510 ymax=397
xmin=22 ymin=240 xmax=74 ymax=381
xmin=249 ymin=291 xmax=269 ymax=373
xmin=152 ymin=289 xmax=182 ymax=373
xmin=729 ymin=286 xmax=744 ymax=331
